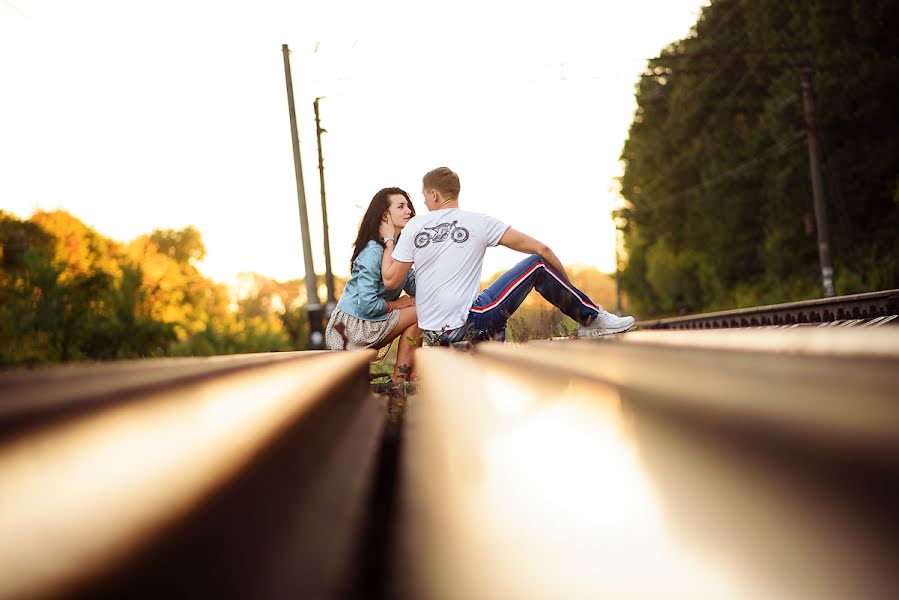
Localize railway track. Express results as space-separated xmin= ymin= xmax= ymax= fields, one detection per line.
xmin=0 ymin=326 xmax=897 ymax=599
xmin=637 ymin=288 xmax=899 ymax=329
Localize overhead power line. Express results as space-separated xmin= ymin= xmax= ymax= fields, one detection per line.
xmin=649 ymin=46 xmax=813 ymax=62
xmin=645 ymin=131 xmax=806 ymax=205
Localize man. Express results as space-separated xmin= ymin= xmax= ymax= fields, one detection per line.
xmin=380 ymin=167 xmax=635 ymax=345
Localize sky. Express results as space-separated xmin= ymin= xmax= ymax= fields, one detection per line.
xmin=1 ymin=0 xmax=707 ymax=288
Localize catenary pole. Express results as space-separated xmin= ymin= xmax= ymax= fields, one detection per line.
xmin=282 ymin=44 xmax=324 ymax=348
xmin=612 ymin=209 xmax=623 ymax=315
xmin=799 ymin=67 xmax=836 ymax=298
xmin=314 ymin=97 xmax=337 ymax=308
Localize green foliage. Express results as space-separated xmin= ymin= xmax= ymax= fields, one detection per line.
xmin=1 ymin=248 xmax=115 ymax=363
xmin=150 ymin=226 xmax=206 ymax=265
xmin=0 ymin=211 xmax=315 ymax=367
xmin=80 ymin=263 xmax=178 ymax=360
xmin=620 ymin=0 xmax=899 ymax=317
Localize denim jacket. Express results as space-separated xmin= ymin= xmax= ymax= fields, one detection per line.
xmin=336 ymin=240 xmax=416 ymax=321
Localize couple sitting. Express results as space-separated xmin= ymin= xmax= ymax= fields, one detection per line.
xmin=324 ymin=167 xmax=635 ymax=383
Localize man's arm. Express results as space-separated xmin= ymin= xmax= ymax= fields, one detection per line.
xmin=381 ymin=239 xmax=413 ymax=289
xmin=498 ymin=228 xmax=570 ymax=281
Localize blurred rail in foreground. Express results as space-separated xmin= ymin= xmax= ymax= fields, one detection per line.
xmin=0 ymin=351 xmax=381 ymax=600
xmin=1 ymin=327 xmax=898 ymax=599
xmin=637 ymin=288 xmax=899 ymax=329
xmin=397 ymin=328 xmax=899 ymax=600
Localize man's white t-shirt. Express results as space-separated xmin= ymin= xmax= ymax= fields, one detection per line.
xmin=393 ymin=207 xmax=509 ymax=331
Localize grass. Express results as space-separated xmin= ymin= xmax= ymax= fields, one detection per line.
xmin=506 ymin=302 xmax=576 ymax=342
xmin=369 ymin=344 xmax=395 ymax=381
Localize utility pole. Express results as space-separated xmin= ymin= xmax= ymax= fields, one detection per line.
xmin=614 ymin=240 xmax=622 ymax=316
xmin=282 ymin=44 xmax=324 ymax=349
xmin=612 ymin=208 xmax=623 ymax=315
xmin=314 ymin=97 xmax=337 ymax=310
xmin=799 ymin=66 xmax=835 ymax=298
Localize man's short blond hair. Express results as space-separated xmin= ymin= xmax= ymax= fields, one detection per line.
xmin=422 ymin=167 xmax=461 ymax=200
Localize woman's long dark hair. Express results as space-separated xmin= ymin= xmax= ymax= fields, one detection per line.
xmin=350 ymin=187 xmax=414 ymax=267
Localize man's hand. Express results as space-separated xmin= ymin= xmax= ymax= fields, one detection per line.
xmin=379 ymin=213 xmax=395 ymax=240
xmin=388 ymin=296 xmax=415 ymax=310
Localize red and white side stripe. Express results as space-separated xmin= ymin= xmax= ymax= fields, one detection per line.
xmin=470 ymin=260 xmax=598 ymax=314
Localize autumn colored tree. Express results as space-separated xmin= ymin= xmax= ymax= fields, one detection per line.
xmin=0 ymin=210 xmax=318 ymax=366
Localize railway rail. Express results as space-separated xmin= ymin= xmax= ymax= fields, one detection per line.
xmin=0 ymin=351 xmax=381 ymax=599
xmin=637 ymin=288 xmax=899 ymax=329
xmin=395 ymin=328 xmax=899 ymax=600
xmin=0 ymin=326 xmax=897 ymax=599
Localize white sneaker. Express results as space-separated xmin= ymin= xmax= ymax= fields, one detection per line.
xmin=577 ymin=311 xmax=636 ymax=337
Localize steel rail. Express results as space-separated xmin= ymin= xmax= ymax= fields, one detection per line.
xmin=0 ymin=350 xmax=379 ymax=600
xmin=567 ymin=326 xmax=899 ymax=359
xmin=498 ymin=329 xmax=899 ymax=453
xmin=0 ymin=352 xmax=326 ymax=437
xmin=637 ymin=288 xmax=899 ymax=329
xmin=395 ymin=333 xmax=899 ymax=599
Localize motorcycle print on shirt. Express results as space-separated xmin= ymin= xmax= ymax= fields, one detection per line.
xmin=414 ymin=220 xmax=470 ymax=248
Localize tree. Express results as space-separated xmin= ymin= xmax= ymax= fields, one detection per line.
xmin=620 ymin=0 xmax=899 ymax=317
xmin=150 ymin=226 xmax=206 ymax=266
xmin=0 ymin=210 xmax=325 ymax=366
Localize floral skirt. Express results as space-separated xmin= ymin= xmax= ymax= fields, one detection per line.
xmin=325 ymin=307 xmax=401 ymax=362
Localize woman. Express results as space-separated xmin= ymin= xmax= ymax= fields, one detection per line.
xmin=325 ymin=187 xmax=421 ymax=383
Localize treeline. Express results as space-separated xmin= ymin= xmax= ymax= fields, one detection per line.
xmin=0 ymin=210 xmax=335 ymax=366
xmin=620 ymin=0 xmax=899 ymax=317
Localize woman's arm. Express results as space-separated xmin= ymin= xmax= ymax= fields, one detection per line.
xmin=354 ymin=249 xmax=389 ymax=319
xmin=379 ymin=213 xmax=413 ymax=289
xmin=382 ymin=240 xmax=413 ymax=290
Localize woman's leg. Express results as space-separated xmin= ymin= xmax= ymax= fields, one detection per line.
xmin=393 ymin=321 xmax=421 ymax=381
xmin=375 ymin=306 xmax=420 ymax=381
